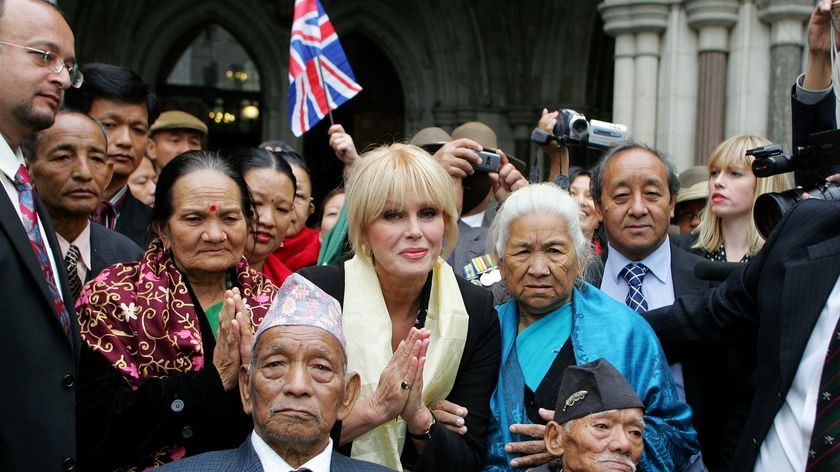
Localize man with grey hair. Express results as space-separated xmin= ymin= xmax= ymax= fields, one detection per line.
xmin=534 ymin=358 xmax=646 ymax=472
xmin=158 ymin=274 xmax=394 ymax=471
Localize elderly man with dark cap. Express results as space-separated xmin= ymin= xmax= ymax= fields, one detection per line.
xmin=147 ymin=110 xmax=207 ymax=171
xmin=158 ymin=274 xmax=394 ymax=472
xmin=534 ymin=359 xmax=646 ymax=472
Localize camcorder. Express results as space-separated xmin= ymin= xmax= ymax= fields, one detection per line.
xmin=748 ymin=128 xmax=840 ymax=238
xmin=530 ymin=108 xmax=628 ymax=151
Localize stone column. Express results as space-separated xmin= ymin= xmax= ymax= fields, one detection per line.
xmin=757 ymin=0 xmax=813 ymax=152
xmin=686 ymin=0 xmax=739 ymax=163
xmin=599 ymin=0 xmax=670 ymax=146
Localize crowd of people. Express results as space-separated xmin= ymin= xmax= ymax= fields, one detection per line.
xmin=2 ymin=0 xmax=840 ymax=471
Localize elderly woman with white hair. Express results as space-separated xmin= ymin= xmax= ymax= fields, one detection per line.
xmin=482 ymin=183 xmax=699 ymax=472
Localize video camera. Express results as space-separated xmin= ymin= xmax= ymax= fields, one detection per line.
xmin=530 ymin=108 xmax=628 ymax=151
xmin=748 ymin=128 xmax=840 ymax=238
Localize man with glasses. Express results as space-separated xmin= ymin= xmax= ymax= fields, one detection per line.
xmin=0 ymin=0 xmax=82 ymax=470
xmin=64 ymin=63 xmax=160 ymax=248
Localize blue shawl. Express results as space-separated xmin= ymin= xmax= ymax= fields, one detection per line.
xmin=483 ymin=282 xmax=698 ymax=472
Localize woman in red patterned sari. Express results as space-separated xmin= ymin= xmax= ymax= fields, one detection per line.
xmin=75 ymin=151 xmax=277 ymax=471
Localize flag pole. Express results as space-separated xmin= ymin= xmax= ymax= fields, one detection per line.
xmin=315 ymin=56 xmax=335 ymax=126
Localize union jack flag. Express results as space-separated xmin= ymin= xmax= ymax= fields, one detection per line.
xmin=288 ymin=0 xmax=362 ymax=137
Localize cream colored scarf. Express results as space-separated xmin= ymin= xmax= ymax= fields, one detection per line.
xmin=343 ymin=254 xmax=469 ymax=470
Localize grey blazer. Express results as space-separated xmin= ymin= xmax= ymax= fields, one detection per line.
xmin=155 ymin=438 xmax=396 ymax=471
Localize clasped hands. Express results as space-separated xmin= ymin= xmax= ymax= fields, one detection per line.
xmin=213 ymin=288 xmax=253 ymax=391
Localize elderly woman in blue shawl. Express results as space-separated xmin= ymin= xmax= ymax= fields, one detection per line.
xmin=482 ymin=183 xmax=698 ymax=472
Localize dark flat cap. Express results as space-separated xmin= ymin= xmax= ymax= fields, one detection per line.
xmin=553 ymin=358 xmax=644 ymax=424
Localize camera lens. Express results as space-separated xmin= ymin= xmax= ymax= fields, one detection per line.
xmin=753 ymin=189 xmax=800 ymax=240
xmin=754 ymin=183 xmax=840 ymax=239
xmin=571 ymin=118 xmax=588 ymax=134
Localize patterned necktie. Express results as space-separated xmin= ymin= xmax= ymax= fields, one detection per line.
xmin=806 ymin=316 xmax=840 ymax=471
xmin=64 ymin=244 xmax=83 ymax=300
xmin=620 ymin=262 xmax=650 ymax=313
xmin=91 ymin=199 xmax=115 ymax=229
xmin=13 ymin=165 xmax=72 ymax=337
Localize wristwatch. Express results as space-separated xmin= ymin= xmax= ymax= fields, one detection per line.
xmin=407 ymin=412 xmax=437 ymax=440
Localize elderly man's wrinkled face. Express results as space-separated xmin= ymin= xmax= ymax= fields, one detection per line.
xmin=500 ymin=212 xmax=578 ymax=318
xmin=241 ymin=325 xmax=359 ymax=461
xmin=546 ymin=408 xmax=645 ymax=472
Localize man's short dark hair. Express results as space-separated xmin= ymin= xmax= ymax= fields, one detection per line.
xmin=63 ymin=63 xmax=160 ymax=125
xmin=590 ymin=140 xmax=681 ymax=207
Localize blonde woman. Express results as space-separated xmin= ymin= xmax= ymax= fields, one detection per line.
xmin=299 ymin=143 xmax=501 ymax=472
xmin=691 ymin=135 xmax=792 ymax=262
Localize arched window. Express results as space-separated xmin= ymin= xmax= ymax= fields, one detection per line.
xmin=157 ymin=23 xmax=262 ymax=151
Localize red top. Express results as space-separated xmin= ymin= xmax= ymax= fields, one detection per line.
xmin=272 ymin=226 xmax=321 ymax=272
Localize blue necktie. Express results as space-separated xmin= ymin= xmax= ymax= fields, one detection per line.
xmin=620 ymin=262 xmax=649 ymax=313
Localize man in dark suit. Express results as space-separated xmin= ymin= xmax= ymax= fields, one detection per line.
xmin=591 ymin=141 xmax=735 ymax=470
xmin=0 ymin=1 xmax=81 ymax=469
xmin=645 ymin=198 xmax=840 ymax=471
xmin=24 ymin=110 xmax=144 ymax=291
xmin=64 ymin=63 xmax=160 ymax=249
xmin=158 ymin=274 xmax=394 ymax=472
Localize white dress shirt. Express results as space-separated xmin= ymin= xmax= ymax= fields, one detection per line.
xmin=601 ymin=237 xmax=685 ymax=400
xmin=251 ymin=431 xmax=333 ymax=472
xmin=755 ymin=274 xmax=840 ymax=472
xmin=57 ymin=222 xmax=92 ymax=283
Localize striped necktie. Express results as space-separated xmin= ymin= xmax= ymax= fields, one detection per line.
xmin=620 ymin=262 xmax=650 ymax=313
xmin=13 ymin=165 xmax=72 ymax=338
xmin=64 ymin=244 xmax=83 ymax=300
xmin=806 ymin=316 xmax=840 ymax=470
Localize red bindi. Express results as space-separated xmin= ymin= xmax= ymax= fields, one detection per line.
xmin=209 ymin=204 xmax=217 ymax=212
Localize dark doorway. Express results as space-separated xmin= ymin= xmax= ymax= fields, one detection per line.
xmin=155 ymin=23 xmax=263 ymax=154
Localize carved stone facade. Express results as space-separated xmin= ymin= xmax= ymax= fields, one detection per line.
xmin=599 ymin=0 xmax=813 ymax=169
xmin=58 ymin=0 xmax=814 ymax=176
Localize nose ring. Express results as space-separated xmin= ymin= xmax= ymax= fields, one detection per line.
xmin=222 ymin=234 xmax=228 ymax=241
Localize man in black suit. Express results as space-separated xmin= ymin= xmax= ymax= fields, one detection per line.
xmin=24 ymin=110 xmax=144 ymax=290
xmin=644 ymin=3 xmax=840 ymax=470
xmin=645 ymin=197 xmax=840 ymax=471
xmin=590 ymin=141 xmax=735 ymax=470
xmin=157 ymin=274 xmax=394 ymax=472
xmin=64 ymin=63 xmax=160 ymax=249
xmin=0 ymin=1 xmax=80 ymax=469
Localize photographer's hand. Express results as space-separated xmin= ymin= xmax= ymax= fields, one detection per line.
xmin=802 ymin=173 xmax=840 ymax=199
xmin=538 ymin=108 xmax=569 ymax=181
xmin=433 ymin=138 xmax=482 ymax=178
xmin=803 ymin=0 xmax=836 ymax=90
xmin=490 ymin=150 xmax=528 ymax=202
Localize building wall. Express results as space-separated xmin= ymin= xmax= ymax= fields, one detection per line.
xmin=60 ymin=0 xmax=615 ymax=174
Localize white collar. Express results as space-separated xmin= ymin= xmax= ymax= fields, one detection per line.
xmin=251 ymin=430 xmax=333 ymax=472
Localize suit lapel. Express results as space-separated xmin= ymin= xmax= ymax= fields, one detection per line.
xmin=0 ymin=191 xmax=61 ymax=311
xmin=88 ymin=224 xmax=104 ymax=281
xmin=670 ymin=243 xmax=708 ymax=297
xmin=778 ymin=234 xmax=840 ymax=386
